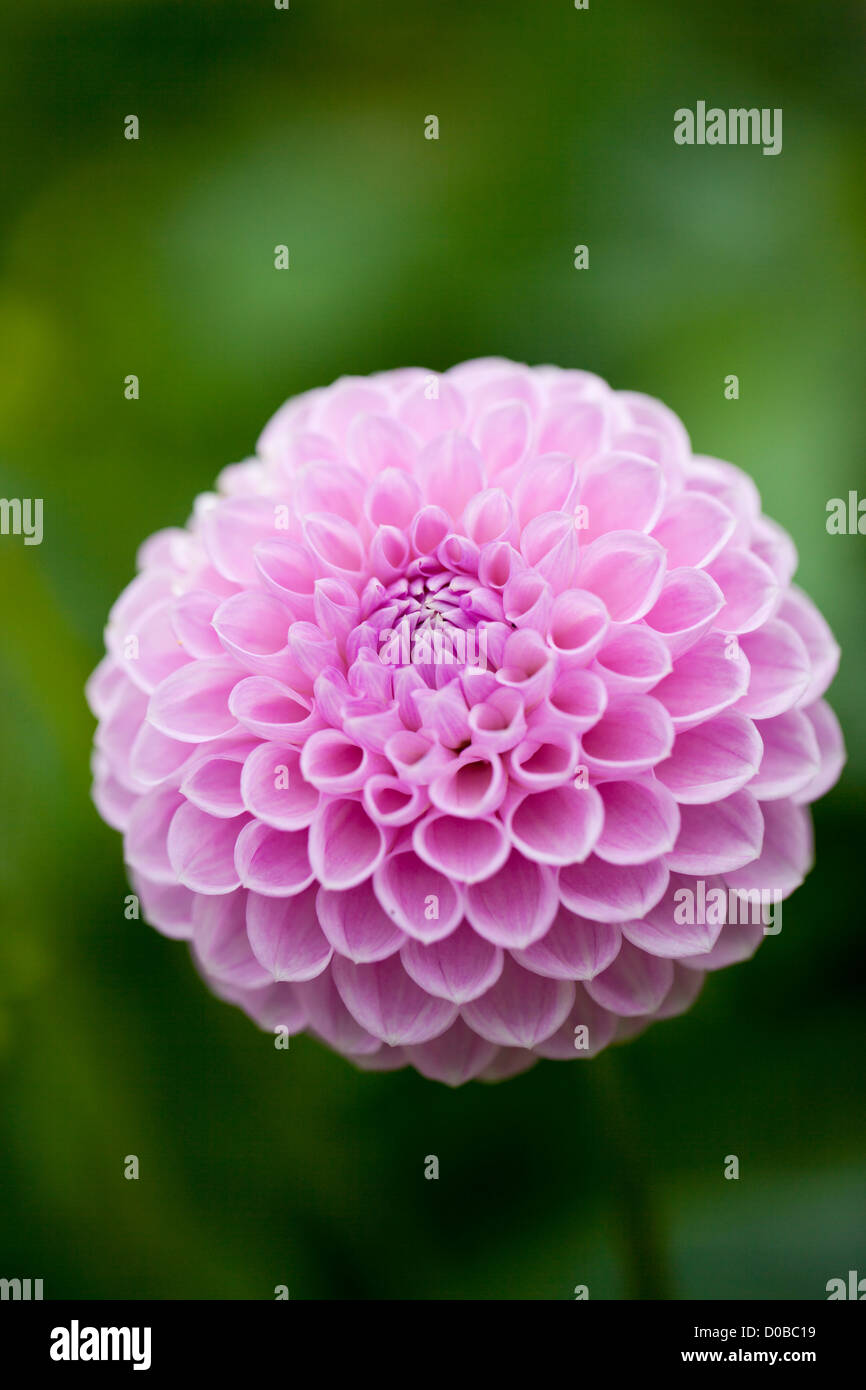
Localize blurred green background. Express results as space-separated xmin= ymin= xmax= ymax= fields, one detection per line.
xmin=1 ymin=0 xmax=864 ymax=1300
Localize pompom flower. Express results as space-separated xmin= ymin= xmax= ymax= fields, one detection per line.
xmin=87 ymin=359 xmax=844 ymax=1084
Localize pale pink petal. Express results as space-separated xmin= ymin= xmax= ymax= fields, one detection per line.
xmin=373 ymin=849 xmax=465 ymax=941
xmin=308 ymin=798 xmax=388 ymax=889
xmin=506 ymin=784 xmax=604 ymax=865
xmin=239 ymin=742 xmax=319 ymax=829
xmin=533 ymin=985 xmax=619 ymax=1058
xmin=735 ymin=620 xmax=812 ymax=719
xmin=584 ymin=939 xmax=674 ymax=1016
xmin=399 ymin=922 xmax=504 ymax=1003
xmin=246 ymin=884 xmax=332 ymax=981
xmin=651 ymin=491 xmax=736 ymax=569
xmin=592 ymin=623 xmax=672 ymax=694
xmin=316 ymin=881 xmax=407 ymax=962
xmin=405 ymin=1019 xmax=498 ymax=1086
xmin=581 ymin=694 xmax=674 ymax=776
xmin=461 ymin=956 xmax=574 ymax=1047
xmin=748 ymin=709 xmax=820 ymax=800
xmin=791 ymin=700 xmax=845 ymax=805
xmin=191 ymin=890 xmax=272 ymax=988
xmin=558 ymin=854 xmax=669 ymax=922
xmin=332 ymin=955 xmax=458 ymax=1046
xmin=147 ymin=658 xmax=241 ymax=743
xmin=511 ymin=906 xmax=621 ymax=980
xmin=654 ymin=712 xmax=763 ymax=804
xmin=724 ymin=797 xmax=813 ymax=896
xmin=578 ymin=531 xmax=667 ymax=623
xmin=579 ymin=451 xmax=665 ymax=540
xmin=464 ymin=850 xmax=559 ymax=948
xmin=594 ymin=777 xmax=680 ymax=864
xmin=665 ymin=790 xmax=764 ymax=875
xmin=705 ymin=548 xmax=780 ymax=633
xmin=653 ymin=631 xmax=750 ymax=730
xmin=234 ymin=820 xmax=314 ymax=897
xmin=644 ymin=567 xmax=724 ymax=657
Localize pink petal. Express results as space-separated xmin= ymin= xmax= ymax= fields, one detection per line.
xmin=332 ymin=954 xmax=458 ymax=1046
xmin=735 ymin=620 xmax=812 ymax=719
xmin=132 ymin=871 xmax=195 ymax=940
xmin=581 ymin=694 xmax=674 ymax=776
xmin=467 ymin=687 xmax=528 ymax=752
xmin=464 ymin=850 xmax=559 ymax=947
xmin=399 ymin=922 xmax=504 ymax=1003
xmin=200 ymin=497 xmax=281 ymax=585
xmin=373 ymin=849 xmax=465 ymax=942
xmin=302 ymin=511 xmax=366 ymax=579
xmin=191 ymin=890 xmax=272 ymax=988
xmin=537 ymin=400 xmax=606 ymax=461
xmin=240 ymin=742 xmax=320 ymax=829
xmin=512 ymin=454 xmax=579 ymax=529
xmin=533 ymin=985 xmax=619 ymax=1058
xmin=180 ymin=750 xmax=247 ymax=819
xmin=724 ymin=797 xmax=813 ymax=896
xmin=496 ymin=628 xmax=556 ymax=707
xmin=316 ymin=880 xmax=407 ymax=962
xmin=584 ymin=939 xmax=674 ymax=1016
xmin=411 ymin=811 xmax=508 ymax=884
xmin=578 ymin=532 xmax=667 ymax=623
xmin=473 ymin=400 xmax=532 ymax=479
xmin=416 ymin=433 xmax=485 ymax=516
xmin=651 ymin=491 xmax=736 ymax=569
xmin=234 ymin=820 xmax=314 ymax=897
xmin=308 ymin=798 xmax=388 ymax=888
xmin=511 ymin=906 xmax=621 ymax=980
xmin=791 ymin=700 xmax=846 ymax=805
xmin=705 ymin=548 xmax=780 ymax=633
xmin=594 ymin=777 xmax=681 ymax=864
xmin=461 ymin=956 xmax=575 ymax=1048
xmin=621 ymin=873 xmax=726 ymax=959
xmin=644 ymin=567 xmax=725 ymax=658
xmin=253 ymin=538 xmax=318 ymax=620
xmin=405 ymin=1019 xmax=498 ymax=1086
xmin=509 ymin=725 xmax=580 ymax=791
xmin=364 ymin=467 xmax=423 ymax=532
xmin=296 ymin=969 xmax=383 ymax=1055
xmin=397 ymin=377 xmax=467 ymax=443
xmin=147 ymin=658 xmax=241 ymax=743
xmin=506 ymin=784 xmax=604 ymax=865
xmin=246 ymin=885 xmax=333 ymax=981
xmin=229 ymin=675 xmax=321 ymax=742
xmin=543 ymin=668 xmax=608 ymax=732
xmin=578 ymin=451 xmax=665 ymax=540
xmin=779 ymin=587 xmax=841 ymax=707
xmin=748 ymin=709 xmax=820 ymax=800
xmin=362 ymin=774 xmax=428 ymax=827
xmin=519 ymin=511 xmax=578 ymax=592
xmin=124 ymin=786 xmax=184 ymax=883
xmin=654 ymin=711 xmax=763 ymax=804
xmin=558 ymin=854 xmax=669 ymax=922
xmin=653 ymin=631 xmax=750 ymax=730
xmin=347 ymin=412 xmax=418 ymax=477
xmin=300 ymin=728 xmax=379 ymax=794
xmin=593 ymin=623 xmax=673 ymax=694
xmin=665 ymin=790 xmax=764 ymax=875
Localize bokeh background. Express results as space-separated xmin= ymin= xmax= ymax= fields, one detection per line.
xmin=1 ymin=0 xmax=864 ymax=1300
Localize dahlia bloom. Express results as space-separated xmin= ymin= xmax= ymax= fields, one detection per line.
xmin=86 ymin=359 xmax=844 ymax=1085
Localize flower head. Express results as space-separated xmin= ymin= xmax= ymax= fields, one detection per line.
xmin=87 ymin=359 xmax=844 ymax=1084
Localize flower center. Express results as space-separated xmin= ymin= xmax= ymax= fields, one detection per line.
xmin=362 ymin=557 xmax=505 ymax=675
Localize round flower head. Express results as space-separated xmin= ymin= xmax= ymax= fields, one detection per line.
xmin=87 ymin=359 xmax=845 ymax=1084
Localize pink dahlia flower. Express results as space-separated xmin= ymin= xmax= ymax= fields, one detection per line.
xmin=87 ymin=359 xmax=845 ymax=1085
